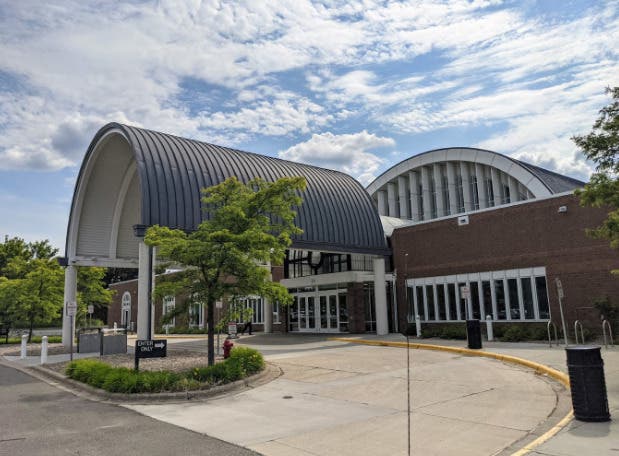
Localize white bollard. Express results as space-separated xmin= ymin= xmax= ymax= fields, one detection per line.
xmin=41 ymin=336 xmax=48 ymax=364
xmin=486 ymin=315 xmax=494 ymax=342
xmin=415 ymin=315 xmax=422 ymax=338
xmin=20 ymin=334 xmax=28 ymax=359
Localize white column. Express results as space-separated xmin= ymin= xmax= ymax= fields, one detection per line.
xmin=137 ymin=240 xmax=152 ymax=340
xmin=62 ymin=265 xmax=77 ymax=348
xmin=398 ymin=176 xmax=409 ymax=219
xmin=377 ymin=190 xmax=388 ymax=216
xmin=490 ymin=168 xmax=502 ymax=206
xmin=373 ymin=257 xmax=389 ymax=336
xmin=387 ymin=182 xmax=398 ymax=217
xmin=475 ymin=163 xmax=488 ymax=209
xmin=409 ymin=171 xmax=421 ymax=221
xmin=433 ymin=164 xmax=445 ymax=217
xmin=508 ymin=176 xmax=519 ymax=203
xmin=421 ymin=167 xmax=432 ymax=220
xmin=446 ymin=162 xmax=458 ymax=215
xmin=264 ymin=264 xmax=273 ymax=333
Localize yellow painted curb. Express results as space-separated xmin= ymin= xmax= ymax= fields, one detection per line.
xmin=331 ymin=338 xmax=572 ymax=456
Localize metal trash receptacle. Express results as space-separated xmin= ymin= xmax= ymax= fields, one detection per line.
xmin=466 ymin=319 xmax=482 ymax=349
xmin=565 ymin=346 xmax=610 ymax=422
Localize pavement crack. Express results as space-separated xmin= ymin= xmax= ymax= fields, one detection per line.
xmin=0 ymin=437 xmax=26 ymax=443
xmin=416 ymin=387 xmax=495 ymax=409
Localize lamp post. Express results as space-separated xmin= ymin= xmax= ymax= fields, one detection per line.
xmin=404 ymin=252 xmax=411 ymax=456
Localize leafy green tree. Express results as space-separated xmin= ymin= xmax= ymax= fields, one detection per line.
xmin=146 ymin=176 xmax=305 ymax=365
xmin=573 ymin=86 xmax=619 ymax=248
xmin=77 ymin=267 xmax=114 ymax=327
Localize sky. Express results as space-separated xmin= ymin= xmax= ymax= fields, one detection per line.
xmin=0 ymin=0 xmax=618 ymax=252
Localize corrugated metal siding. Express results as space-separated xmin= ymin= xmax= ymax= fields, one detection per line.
xmin=76 ymin=137 xmax=133 ymax=256
xmin=116 ymin=173 xmax=140 ymax=260
xmin=79 ymin=123 xmax=388 ymax=256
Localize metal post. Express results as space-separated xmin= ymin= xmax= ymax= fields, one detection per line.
xmin=555 ymin=278 xmax=568 ymax=345
xmin=70 ymin=315 xmax=74 ymax=361
xmin=41 ymin=336 xmax=48 ymax=364
xmin=415 ymin=315 xmax=421 ymax=338
xmin=20 ymin=334 xmax=28 ymax=359
xmin=486 ymin=315 xmax=494 ymax=342
xmin=406 ymin=332 xmax=411 ymax=456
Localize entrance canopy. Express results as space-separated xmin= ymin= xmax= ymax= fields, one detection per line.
xmin=65 ymin=123 xmax=389 ymax=268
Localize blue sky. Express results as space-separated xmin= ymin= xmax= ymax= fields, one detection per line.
xmin=0 ymin=0 xmax=618 ymax=252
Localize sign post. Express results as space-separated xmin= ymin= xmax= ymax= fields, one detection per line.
xmin=555 ymin=278 xmax=569 ymax=345
xmin=460 ymin=286 xmax=471 ymax=320
xmin=66 ymin=301 xmax=77 ymax=361
xmin=87 ymin=304 xmax=94 ymax=327
xmin=134 ymin=339 xmax=167 ymax=371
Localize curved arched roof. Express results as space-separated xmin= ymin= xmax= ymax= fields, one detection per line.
xmin=66 ymin=123 xmax=388 ymax=266
xmin=366 ymin=147 xmax=584 ymax=197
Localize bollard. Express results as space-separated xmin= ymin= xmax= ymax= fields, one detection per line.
xmin=41 ymin=336 xmax=48 ymax=364
xmin=20 ymin=334 xmax=28 ymax=359
xmin=486 ymin=315 xmax=494 ymax=342
xmin=415 ymin=315 xmax=422 ymax=338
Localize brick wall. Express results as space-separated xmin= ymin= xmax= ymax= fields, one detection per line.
xmin=392 ymin=194 xmax=619 ymax=333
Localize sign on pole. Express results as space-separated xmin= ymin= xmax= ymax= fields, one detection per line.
xmin=460 ymin=286 xmax=470 ymax=299
xmin=228 ymin=321 xmax=238 ymax=338
xmin=66 ymin=301 xmax=78 ymax=317
xmin=87 ymin=305 xmax=94 ymax=314
xmin=555 ymin=278 xmax=564 ymax=299
xmin=134 ymin=339 xmax=167 ymax=371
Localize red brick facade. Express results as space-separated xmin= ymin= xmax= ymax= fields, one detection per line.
xmin=391 ymin=194 xmax=619 ymax=334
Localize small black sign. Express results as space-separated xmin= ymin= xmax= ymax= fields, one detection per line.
xmin=135 ymin=339 xmax=167 ymax=359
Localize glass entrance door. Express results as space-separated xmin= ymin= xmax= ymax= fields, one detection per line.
xmin=290 ymin=288 xmax=349 ymax=333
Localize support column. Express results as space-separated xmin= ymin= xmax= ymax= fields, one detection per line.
xmin=137 ymin=240 xmax=153 ymax=340
xmin=377 ymin=190 xmax=388 ymax=216
xmin=398 ymin=176 xmax=409 ymax=219
xmin=433 ymin=164 xmax=445 ymax=217
xmin=409 ymin=171 xmax=421 ymax=222
xmin=264 ymin=264 xmax=273 ymax=333
xmin=387 ymin=182 xmax=398 ymax=217
xmin=421 ymin=166 xmax=432 ymax=220
xmin=62 ymin=265 xmax=77 ymax=348
xmin=446 ymin=162 xmax=458 ymax=215
xmin=373 ymin=257 xmax=389 ymax=336
xmin=460 ymin=162 xmax=473 ymax=212
xmin=475 ymin=163 xmax=488 ymax=209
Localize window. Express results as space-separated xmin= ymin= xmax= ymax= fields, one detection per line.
xmin=163 ymin=296 xmax=175 ymax=328
xmin=364 ymin=282 xmax=376 ymax=332
xmin=410 ymin=268 xmax=550 ymax=322
xmin=188 ymin=301 xmax=204 ymax=328
xmin=507 ymin=279 xmax=520 ymax=319
xmin=521 ymin=278 xmax=535 ymax=319
xmin=235 ymin=297 xmax=264 ymax=324
xmin=273 ymin=301 xmax=280 ymax=324
xmin=535 ymin=277 xmax=550 ymax=319
xmin=456 ymin=174 xmax=465 ymax=212
xmin=426 ymin=285 xmax=435 ymax=320
xmin=121 ymin=292 xmax=131 ymax=327
xmin=470 ymin=176 xmax=480 ymax=210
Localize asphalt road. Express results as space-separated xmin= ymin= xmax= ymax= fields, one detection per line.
xmin=0 ymin=363 xmax=259 ymax=456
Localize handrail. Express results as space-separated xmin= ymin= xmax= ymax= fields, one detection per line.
xmin=574 ymin=320 xmax=585 ymax=345
xmin=547 ymin=321 xmax=559 ymax=348
xmin=602 ymin=319 xmax=614 ymax=349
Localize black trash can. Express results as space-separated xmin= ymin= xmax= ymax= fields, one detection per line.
xmin=565 ymin=346 xmax=610 ymax=422
xmin=466 ymin=319 xmax=482 ymax=349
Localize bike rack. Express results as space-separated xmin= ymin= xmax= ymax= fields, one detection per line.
xmin=547 ymin=321 xmax=559 ymax=348
xmin=602 ymin=319 xmax=615 ymax=349
xmin=574 ymin=320 xmax=585 ymax=345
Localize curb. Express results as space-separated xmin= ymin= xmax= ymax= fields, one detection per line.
xmin=1 ymin=356 xmax=281 ymax=404
xmin=331 ymin=338 xmax=572 ymax=456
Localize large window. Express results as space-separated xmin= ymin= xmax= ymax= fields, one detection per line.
xmin=411 ymin=268 xmax=550 ymax=322
xmin=234 ymin=297 xmax=264 ymax=324
xmin=162 ymin=296 xmax=175 ymax=328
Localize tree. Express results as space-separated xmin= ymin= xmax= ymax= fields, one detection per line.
xmin=146 ymin=176 xmax=306 ymax=365
xmin=77 ymin=267 xmax=114 ymax=327
xmin=573 ymin=87 xmax=619 ymax=248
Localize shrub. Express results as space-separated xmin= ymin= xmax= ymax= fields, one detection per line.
xmin=65 ymin=347 xmax=265 ymax=394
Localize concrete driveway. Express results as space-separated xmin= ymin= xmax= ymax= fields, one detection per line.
xmin=126 ymin=336 xmax=567 ymax=456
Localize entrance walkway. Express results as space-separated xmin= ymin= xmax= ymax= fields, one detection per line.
xmin=125 ymin=335 xmax=568 ymax=456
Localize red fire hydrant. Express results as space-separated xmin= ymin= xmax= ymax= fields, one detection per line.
xmin=223 ymin=338 xmax=234 ymax=359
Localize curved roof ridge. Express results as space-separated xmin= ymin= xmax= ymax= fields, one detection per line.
xmin=68 ymin=122 xmax=389 ymax=257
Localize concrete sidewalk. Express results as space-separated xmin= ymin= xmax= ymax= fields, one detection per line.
xmin=343 ymin=334 xmax=619 ymax=456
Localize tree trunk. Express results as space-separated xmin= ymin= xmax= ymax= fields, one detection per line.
xmin=207 ymin=298 xmax=215 ymax=366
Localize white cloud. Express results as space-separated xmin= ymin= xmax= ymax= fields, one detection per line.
xmin=278 ymin=131 xmax=394 ymax=184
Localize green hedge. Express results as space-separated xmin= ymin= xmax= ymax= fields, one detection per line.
xmin=65 ymin=346 xmax=264 ymax=393
xmin=0 ymin=335 xmax=62 ymax=345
